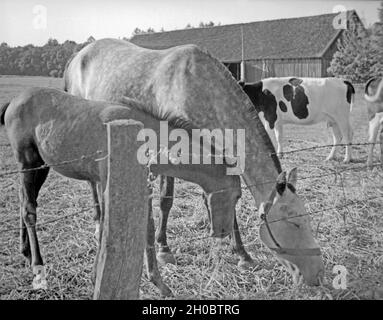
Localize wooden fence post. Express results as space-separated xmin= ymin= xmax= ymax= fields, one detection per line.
xmin=93 ymin=119 xmax=147 ymax=300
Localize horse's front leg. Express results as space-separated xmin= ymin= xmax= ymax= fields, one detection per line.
xmin=231 ymin=215 xmax=256 ymax=269
xmin=146 ymin=185 xmax=173 ymax=297
xmin=92 ymin=181 xmax=105 ymax=284
xmin=156 ymin=175 xmax=176 ymax=264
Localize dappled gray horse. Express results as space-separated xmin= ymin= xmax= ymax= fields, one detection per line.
xmin=0 ymin=87 xmax=243 ymax=296
xmin=64 ymin=38 xmax=324 ymax=286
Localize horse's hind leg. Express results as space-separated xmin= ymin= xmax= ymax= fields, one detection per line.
xmin=231 ymin=215 xmax=256 ymax=269
xmin=18 ymin=147 xmax=50 ymax=290
xmin=156 ymin=175 xmax=176 ymax=265
xmin=89 ymin=181 xmax=102 ymax=241
xmin=146 ymin=186 xmax=173 ymax=297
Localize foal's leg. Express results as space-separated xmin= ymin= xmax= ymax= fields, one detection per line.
xmin=19 ymin=154 xmax=50 ymax=290
xmin=19 ymin=167 xmax=49 ymax=264
xmin=231 ymin=215 xmax=255 ymax=269
xmin=156 ymin=175 xmax=176 ymax=264
xmin=146 ymin=186 xmax=173 ymax=296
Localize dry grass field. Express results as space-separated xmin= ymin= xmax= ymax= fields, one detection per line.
xmin=0 ymin=75 xmax=382 ymax=300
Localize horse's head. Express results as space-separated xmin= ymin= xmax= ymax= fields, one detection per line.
xmin=259 ymin=168 xmax=324 ymax=286
xmin=202 ymin=174 xmax=241 ymax=238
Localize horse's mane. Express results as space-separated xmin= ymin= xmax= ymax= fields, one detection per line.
xmin=197 ymin=49 xmax=282 ymax=172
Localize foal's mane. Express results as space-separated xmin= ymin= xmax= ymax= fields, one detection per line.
xmin=119 ymin=96 xmax=195 ymax=132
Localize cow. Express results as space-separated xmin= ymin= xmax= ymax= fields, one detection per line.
xmin=364 ymin=76 xmax=383 ymax=167
xmin=239 ymin=77 xmax=355 ymax=163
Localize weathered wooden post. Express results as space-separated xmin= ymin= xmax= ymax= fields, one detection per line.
xmin=94 ymin=119 xmax=147 ymax=300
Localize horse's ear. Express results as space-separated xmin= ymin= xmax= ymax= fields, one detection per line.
xmin=276 ymin=171 xmax=287 ymax=195
xmin=287 ymin=167 xmax=298 ymax=188
xmin=119 ymin=96 xmax=134 ymax=106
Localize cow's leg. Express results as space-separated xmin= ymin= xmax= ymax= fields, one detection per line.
xmin=274 ymin=124 xmax=283 ymax=157
xmin=340 ymin=120 xmax=353 ymax=163
xmin=326 ymin=122 xmax=342 ymax=161
xmin=367 ymin=115 xmax=381 ymax=168
xmin=146 ymin=185 xmax=173 ymax=297
xmin=156 ymin=175 xmax=176 ymax=265
xmin=231 ymin=215 xmax=255 ymax=269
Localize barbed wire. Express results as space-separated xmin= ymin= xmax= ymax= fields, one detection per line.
xmin=0 ymin=205 xmax=96 ymax=234
xmin=0 ymin=150 xmax=107 ymax=178
xmin=0 ymin=141 xmax=382 ymax=237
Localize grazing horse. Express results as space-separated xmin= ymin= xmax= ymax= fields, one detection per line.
xmin=0 ymin=87 xmax=243 ymax=296
xmin=364 ymin=77 xmax=383 ymax=167
xmin=239 ymin=77 xmax=355 ymax=163
xmin=64 ymin=38 xmax=324 ymax=286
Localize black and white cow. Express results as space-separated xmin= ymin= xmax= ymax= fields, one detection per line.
xmin=364 ymin=77 xmax=383 ymax=167
xmin=239 ymin=77 xmax=355 ymax=163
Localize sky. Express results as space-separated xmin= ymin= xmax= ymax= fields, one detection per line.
xmin=0 ymin=0 xmax=381 ymax=46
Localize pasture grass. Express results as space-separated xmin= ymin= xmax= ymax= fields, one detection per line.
xmin=0 ymin=76 xmax=382 ymax=300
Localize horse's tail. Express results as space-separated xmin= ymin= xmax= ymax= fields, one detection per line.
xmin=0 ymin=101 xmax=10 ymax=126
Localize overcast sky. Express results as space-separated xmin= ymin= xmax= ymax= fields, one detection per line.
xmin=0 ymin=0 xmax=380 ymax=46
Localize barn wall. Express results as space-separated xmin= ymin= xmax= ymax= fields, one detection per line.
xmin=244 ymin=58 xmax=323 ymax=82
xmin=322 ymin=34 xmax=342 ymax=77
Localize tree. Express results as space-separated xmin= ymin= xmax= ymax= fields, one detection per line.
xmin=370 ymin=1 xmax=383 ymax=76
xmin=328 ymin=15 xmax=377 ymax=82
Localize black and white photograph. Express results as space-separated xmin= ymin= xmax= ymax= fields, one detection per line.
xmin=0 ymin=0 xmax=382 ymax=303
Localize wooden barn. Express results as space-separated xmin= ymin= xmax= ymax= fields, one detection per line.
xmin=130 ymin=11 xmax=363 ymax=82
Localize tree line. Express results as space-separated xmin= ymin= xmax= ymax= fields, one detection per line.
xmin=0 ymin=36 xmax=95 ymax=78
xmin=0 ymin=8 xmax=382 ymax=82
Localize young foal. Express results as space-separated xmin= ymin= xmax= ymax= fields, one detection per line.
xmin=0 ymin=87 xmax=241 ymax=296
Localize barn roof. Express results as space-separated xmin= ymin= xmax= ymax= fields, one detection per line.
xmin=130 ymin=11 xmax=359 ymax=61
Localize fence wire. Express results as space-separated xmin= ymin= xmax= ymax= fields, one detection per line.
xmin=0 ymin=141 xmax=382 ymax=234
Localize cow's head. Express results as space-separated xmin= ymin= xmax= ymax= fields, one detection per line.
xmin=238 ymin=81 xmax=278 ymax=129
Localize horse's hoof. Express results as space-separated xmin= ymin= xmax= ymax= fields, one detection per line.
xmin=343 ymin=158 xmax=351 ymax=164
xmin=32 ymin=278 xmax=48 ymax=290
xmin=325 ymin=156 xmax=334 ymax=162
xmin=157 ymin=252 xmax=176 ymax=265
xmin=160 ymin=284 xmax=174 ymax=297
xmin=237 ymin=259 xmax=258 ymax=270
